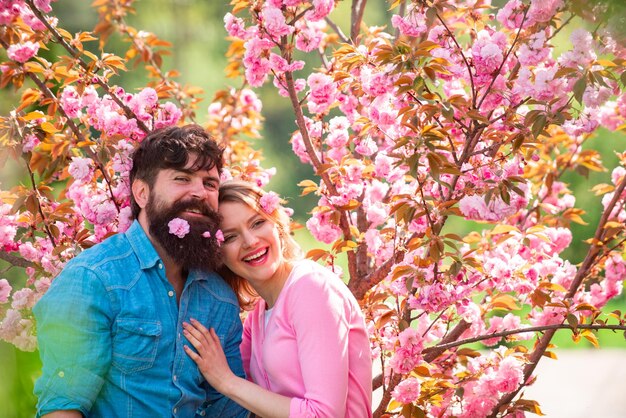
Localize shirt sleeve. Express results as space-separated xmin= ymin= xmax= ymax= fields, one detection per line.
xmin=203 ymin=312 xmax=249 ymax=418
xmin=33 ymin=264 xmax=112 ymax=417
xmin=286 ymin=271 xmax=351 ymax=418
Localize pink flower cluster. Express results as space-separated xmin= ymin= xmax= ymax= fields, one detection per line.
xmin=224 ymin=3 xmax=333 ymax=90
xmin=0 ymin=0 xmax=56 ymax=31
xmin=259 ymin=191 xmax=280 ymax=214
xmin=459 ymin=352 xmax=525 ymax=417
xmin=59 ymin=85 xmax=181 ymax=138
xmin=7 ymin=41 xmax=39 ymax=63
xmin=389 ymin=328 xmax=423 ymax=374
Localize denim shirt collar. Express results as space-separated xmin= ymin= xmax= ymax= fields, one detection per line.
xmin=124 ymin=220 xmax=161 ymax=270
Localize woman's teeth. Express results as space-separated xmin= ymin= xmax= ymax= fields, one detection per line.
xmin=244 ymin=248 xmax=267 ymax=262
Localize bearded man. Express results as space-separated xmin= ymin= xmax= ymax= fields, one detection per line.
xmin=34 ymin=125 xmax=248 ymax=418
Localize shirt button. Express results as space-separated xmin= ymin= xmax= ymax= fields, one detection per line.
xmin=158 ymin=263 xmax=163 ymax=269
xmin=200 ymin=411 xmax=206 ymax=416
xmin=168 ymin=290 xmax=174 ymax=297
xmin=173 ymin=375 xmax=177 ymax=381
xmin=58 ymin=371 xmax=64 ymax=378
xmin=173 ymin=408 xmax=178 ymax=414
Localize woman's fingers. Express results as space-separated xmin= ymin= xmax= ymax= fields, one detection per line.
xmin=190 ymin=318 xmax=211 ymax=336
xmin=209 ymin=327 xmax=223 ymax=347
xmin=183 ymin=319 xmax=208 ymax=343
xmin=183 ymin=345 xmax=200 ymax=362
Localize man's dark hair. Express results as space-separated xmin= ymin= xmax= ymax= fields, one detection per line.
xmin=129 ymin=124 xmax=224 ymax=219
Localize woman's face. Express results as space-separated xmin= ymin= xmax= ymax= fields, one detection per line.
xmin=218 ymin=200 xmax=284 ymax=287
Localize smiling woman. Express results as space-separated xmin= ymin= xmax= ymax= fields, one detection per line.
xmin=183 ymin=180 xmax=374 ymax=418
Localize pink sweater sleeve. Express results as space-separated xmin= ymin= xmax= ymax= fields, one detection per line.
xmin=240 ymin=312 xmax=253 ymax=381
xmin=286 ymin=271 xmax=352 ymax=417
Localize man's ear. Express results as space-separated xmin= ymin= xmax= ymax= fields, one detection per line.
xmin=132 ymin=179 xmax=150 ymax=210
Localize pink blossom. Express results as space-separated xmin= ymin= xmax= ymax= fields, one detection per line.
xmin=496 ymin=0 xmax=526 ymax=29
xmin=0 ymin=279 xmax=11 ymax=304
xmin=459 ymin=190 xmax=528 ymax=222
xmin=391 ymin=8 xmax=427 ymax=37
xmin=527 ymin=0 xmax=564 ymax=25
xmin=18 ymin=242 xmax=40 ymax=262
xmin=35 ymin=277 xmax=51 ymax=294
xmin=306 ymin=211 xmax=341 ymax=244
xmin=33 ymin=0 xmax=53 ymax=12
xmin=518 ymin=30 xmax=550 ymax=66
xmin=355 ymin=136 xmax=378 ymax=156
xmin=243 ymin=38 xmax=273 ymax=87
xmin=597 ymin=101 xmax=623 ymax=131
xmin=202 ymin=231 xmax=212 ymax=238
xmin=392 ymin=377 xmax=421 ymax=404
xmin=269 ymin=54 xmax=304 ymax=73
xmin=22 ymin=134 xmax=40 ymax=153
xmin=366 ymin=202 xmax=387 ymax=227
xmin=7 ymin=41 xmax=39 ymax=63
xmin=295 ymin=23 xmax=324 ymax=52
xmin=60 ymin=86 xmax=83 ymax=118
xmin=68 ymin=157 xmax=95 ymax=183
xmin=583 ymin=85 xmax=612 ymax=108
xmin=117 ymin=206 xmax=133 ymax=233
xmin=262 ymin=5 xmax=293 ymax=38
xmin=306 ymin=72 xmax=337 ymax=114
xmin=493 ymin=356 xmax=524 ymax=393
xmin=239 ymin=88 xmax=263 ymax=112
xmin=11 ymin=288 xmax=34 ymax=310
xmin=224 ymin=13 xmax=248 ymax=38
xmin=168 ymin=218 xmax=190 ymax=238
xmin=0 ymin=205 xmax=18 ymax=248
xmin=0 ymin=309 xmax=22 ymax=341
xmin=368 ymin=94 xmax=397 ymax=128
xmin=306 ymin=0 xmax=334 ymax=22
xmin=155 ymin=102 xmax=182 ymax=129
xmin=359 ymin=66 xmax=394 ymax=97
xmin=215 ymin=230 xmax=224 ymax=245
xmin=259 ymin=191 xmax=280 ymax=213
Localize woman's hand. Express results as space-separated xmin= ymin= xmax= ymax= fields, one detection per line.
xmin=183 ymin=319 xmax=236 ymax=394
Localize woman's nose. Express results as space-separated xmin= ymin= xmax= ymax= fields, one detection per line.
xmin=241 ymin=231 xmax=259 ymax=248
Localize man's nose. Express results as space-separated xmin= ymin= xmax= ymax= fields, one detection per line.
xmin=189 ymin=179 xmax=208 ymax=200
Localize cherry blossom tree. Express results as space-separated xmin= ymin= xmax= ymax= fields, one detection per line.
xmin=1 ymin=0 xmax=626 ymax=417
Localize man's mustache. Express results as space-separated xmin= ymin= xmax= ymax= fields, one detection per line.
xmin=170 ymin=198 xmax=219 ymax=219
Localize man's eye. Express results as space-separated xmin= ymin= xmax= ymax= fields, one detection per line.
xmin=204 ymin=181 xmax=218 ymax=189
xmin=175 ymin=176 xmax=189 ymax=182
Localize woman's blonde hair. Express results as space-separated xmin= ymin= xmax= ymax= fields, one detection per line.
xmin=218 ymin=180 xmax=302 ymax=309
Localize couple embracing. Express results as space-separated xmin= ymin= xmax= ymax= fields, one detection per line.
xmin=34 ymin=125 xmax=373 ymax=418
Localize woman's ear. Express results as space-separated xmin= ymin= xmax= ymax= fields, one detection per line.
xmin=132 ymin=179 xmax=150 ymax=210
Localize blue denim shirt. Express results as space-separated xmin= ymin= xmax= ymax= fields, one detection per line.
xmin=34 ymin=220 xmax=248 ymax=417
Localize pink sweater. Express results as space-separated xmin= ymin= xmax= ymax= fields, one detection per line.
xmin=240 ymin=259 xmax=373 ymax=417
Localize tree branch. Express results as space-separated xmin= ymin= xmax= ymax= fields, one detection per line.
xmin=423 ymin=323 xmax=626 ymax=354
xmin=350 ymin=0 xmax=367 ymax=42
xmin=0 ymin=251 xmax=35 ymax=269
xmin=24 ymin=0 xmax=150 ymax=133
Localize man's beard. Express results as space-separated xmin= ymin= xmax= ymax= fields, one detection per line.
xmin=146 ymin=194 xmax=223 ymax=272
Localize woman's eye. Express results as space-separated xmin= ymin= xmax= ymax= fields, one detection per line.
xmin=252 ymin=219 xmax=265 ymax=228
xmin=223 ymin=235 xmax=235 ymax=244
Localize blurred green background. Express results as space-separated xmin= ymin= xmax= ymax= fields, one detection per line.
xmin=0 ymin=1 xmax=624 ymax=417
